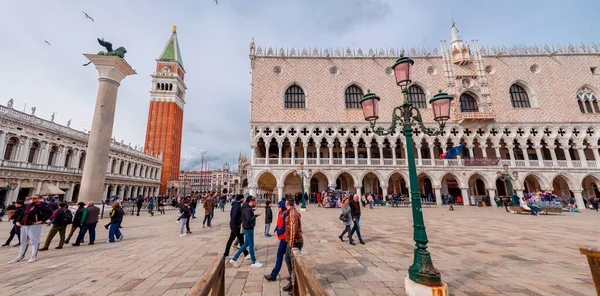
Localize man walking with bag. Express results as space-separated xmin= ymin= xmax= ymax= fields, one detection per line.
xmin=72 ymin=201 xmax=100 ymax=246
xmin=39 ymin=202 xmax=71 ymax=251
xmin=282 ymin=198 xmax=303 ymax=293
xmin=224 ymin=195 xmax=248 ymax=259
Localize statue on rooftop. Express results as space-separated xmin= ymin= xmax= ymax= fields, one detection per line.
xmin=31 ymin=106 xmax=36 ymax=115
xmin=7 ymin=98 xmax=13 ymax=108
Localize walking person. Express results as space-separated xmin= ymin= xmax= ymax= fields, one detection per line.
xmin=65 ymin=202 xmax=86 ymax=244
xmin=449 ymin=194 xmax=455 ymax=211
xmin=147 ymin=198 xmax=155 ymax=216
xmin=338 ymin=196 xmax=354 ymax=245
xmin=349 ymin=194 xmax=365 ymax=245
xmin=264 ymin=200 xmax=288 ymax=282
xmin=593 ymin=196 xmax=599 ymax=212
xmin=229 ymin=196 xmax=263 ymax=268
xmin=107 ymin=201 xmax=124 ymax=243
xmin=203 ymin=194 xmax=215 ymax=228
xmin=179 ymin=199 xmax=191 ymax=236
xmin=136 ymin=195 xmax=144 ymax=216
xmin=282 ymin=198 xmax=303 ymax=293
xmin=72 ymin=201 xmax=100 ymax=246
xmin=190 ymin=197 xmax=198 ymax=219
xmin=9 ymin=195 xmax=53 ymax=263
xmin=39 ymin=202 xmax=72 ymax=251
xmin=224 ymin=195 xmax=248 ymax=259
xmin=220 ymin=194 xmax=226 ymax=212
xmin=264 ymin=200 xmax=273 ymax=237
xmin=158 ymin=199 xmax=166 ymax=214
xmin=2 ymin=200 xmax=24 ymax=247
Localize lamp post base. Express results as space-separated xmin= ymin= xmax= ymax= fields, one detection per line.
xmin=405 ymin=276 xmax=447 ymax=296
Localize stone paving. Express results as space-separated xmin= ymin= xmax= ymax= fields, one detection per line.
xmin=0 ymin=204 xmax=598 ymax=296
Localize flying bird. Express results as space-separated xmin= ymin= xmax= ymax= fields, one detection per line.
xmin=82 ymin=11 xmax=94 ymax=22
xmin=44 ymin=40 xmax=51 ymax=46
xmin=215 ymin=0 xmax=218 ymax=4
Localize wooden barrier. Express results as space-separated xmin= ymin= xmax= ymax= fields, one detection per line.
xmin=291 ymin=248 xmax=327 ymax=296
xmin=580 ymin=248 xmax=600 ymax=295
xmin=188 ymin=255 xmax=225 ymax=296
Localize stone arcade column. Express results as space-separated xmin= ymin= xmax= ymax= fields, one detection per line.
xmin=433 ymin=186 xmax=442 ymax=206
xmin=277 ymin=185 xmax=284 ymax=202
xmin=460 ymin=187 xmax=470 ymax=206
xmin=572 ymin=189 xmax=585 ymax=210
xmin=79 ymin=54 xmax=136 ymax=203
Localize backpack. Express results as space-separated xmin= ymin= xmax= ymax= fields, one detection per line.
xmin=58 ymin=208 xmax=73 ymax=226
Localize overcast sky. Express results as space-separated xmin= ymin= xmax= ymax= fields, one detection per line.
xmin=0 ymin=0 xmax=597 ymax=171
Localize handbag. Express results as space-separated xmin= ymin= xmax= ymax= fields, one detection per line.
xmin=339 ymin=213 xmax=348 ymax=222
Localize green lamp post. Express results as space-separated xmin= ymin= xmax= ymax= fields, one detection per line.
xmin=294 ymin=162 xmax=312 ymax=211
xmin=360 ymin=55 xmax=453 ymax=286
xmin=497 ymin=164 xmax=519 ymax=205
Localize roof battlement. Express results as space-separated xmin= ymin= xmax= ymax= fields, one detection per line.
xmin=249 ymin=42 xmax=600 ymax=59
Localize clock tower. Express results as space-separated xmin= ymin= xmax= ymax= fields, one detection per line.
xmin=144 ymin=25 xmax=186 ymax=194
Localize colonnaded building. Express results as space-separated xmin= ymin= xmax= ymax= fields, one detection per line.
xmin=247 ymin=24 xmax=600 ymax=210
xmin=0 ymin=101 xmax=162 ymax=206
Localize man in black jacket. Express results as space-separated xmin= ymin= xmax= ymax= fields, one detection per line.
xmin=9 ymin=195 xmax=53 ymax=263
xmin=229 ymin=196 xmax=262 ymax=268
xmin=136 ymin=195 xmax=144 ymax=216
xmin=65 ymin=202 xmax=86 ymax=244
xmin=2 ymin=200 xmax=24 ymax=247
xmin=224 ymin=195 xmax=248 ymax=258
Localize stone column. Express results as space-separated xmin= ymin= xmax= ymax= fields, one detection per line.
xmin=128 ymin=186 xmax=133 ymax=199
xmin=577 ymin=148 xmax=588 ymax=167
xmin=461 ymin=187 xmax=470 ymax=206
xmin=9 ymin=182 xmax=21 ymax=203
xmin=328 ymin=144 xmax=334 ymax=164
xmin=547 ymin=145 xmax=558 ymax=166
xmin=277 ymin=185 xmax=284 ymax=201
xmin=481 ymin=146 xmax=488 ymax=158
xmin=34 ymin=181 xmax=42 ymax=194
xmin=79 ymin=55 xmax=135 ymax=203
xmin=0 ymin=132 xmax=5 ymax=158
xmin=250 ymin=144 xmax=256 ymax=165
xmin=66 ymin=183 xmax=75 ymax=202
xmin=381 ymin=185 xmax=388 ymax=199
xmin=506 ymin=144 xmax=516 ymax=167
xmin=354 ymin=145 xmax=358 ymax=163
xmin=18 ymin=137 xmax=31 ymax=162
xmin=563 ymin=147 xmax=572 ymax=167
xmin=366 ymin=146 xmax=371 ymax=165
xmin=572 ymin=189 xmax=585 ymax=210
xmin=291 ymin=143 xmax=295 ymax=164
xmin=133 ymin=186 xmax=139 ymax=198
xmin=391 ymin=144 xmax=397 ymax=164
xmin=434 ymin=186 xmax=442 ymax=206
xmin=429 ymin=146 xmax=435 ymax=161
xmin=316 ymin=144 xmax=321 ymax=165
xmin=533 ymin=145 xmax=544 ymax=167
xmin=415 ymin=144 xmax=422 ymax=166
xmin=249 ymin=185 xmax=257 ymax=197
xmin=516 ymin=189 xmax=524 ymax=199
xmin=278 ymin=142 xmax=282 ymax=165
xmin=303 ymin=144 xmax=308 ymax=165
xmin=591 ymin=145 xmax=600 ymax=162
xmin=522 ymin=145 xmax=530 ymax=166
xmin=109 ymin=185 xmax=116 ymax=198
xmin=467 ymin=146 xmax=474 ymax=158
xmin=355 ymin=186 xmax=362 ymax=196
xmin=488 ymin=189 xmax=496 ymax=207
xmin=378 ymin=145 xmax=384 ymax=164
xmin=493 ymin=145 xmax=501 ymax=158
xmin=341 ymin=144 xmax=346 ymax=165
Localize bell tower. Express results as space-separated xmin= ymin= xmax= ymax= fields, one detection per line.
xmin=144 ymin=25 xmax=187 ymax=194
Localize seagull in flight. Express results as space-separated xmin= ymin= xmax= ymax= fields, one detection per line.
xmin=44 ymin=40 xmax=51 ymax=46
xmin=82 ymin=11 xmax=94 ymax=22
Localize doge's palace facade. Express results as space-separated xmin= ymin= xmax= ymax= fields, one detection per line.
xmin=247 ymin=24 xmax=600 ymax=210
xmin=0 ymin=101 xmax=162 ymax=206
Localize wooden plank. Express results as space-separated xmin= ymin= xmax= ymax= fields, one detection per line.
xmin=292 ymin=248 xmax=327 ymax=296
xmin=188 ymin=255 xmax=223 ymax=296
xmin=580 ymin=248 xmax=600 ymax=296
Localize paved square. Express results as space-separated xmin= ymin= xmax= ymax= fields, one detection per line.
xmin=0 ymin=205 xmax=597 ymax=296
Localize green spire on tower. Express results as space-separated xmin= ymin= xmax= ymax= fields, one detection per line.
xmin=159 ymin=25 xmax=184 ymax=69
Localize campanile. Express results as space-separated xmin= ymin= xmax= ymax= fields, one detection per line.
xmin=144 ymin=25 xmax=186 ymax=194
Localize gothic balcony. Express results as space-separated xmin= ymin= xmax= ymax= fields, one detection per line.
xmin=455 ymin=112 xmax=496 ymax=121
xmin=252 ymin=157 xmax=597 ymax=169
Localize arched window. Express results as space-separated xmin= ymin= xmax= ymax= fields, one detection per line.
xmin=47 ymin=146 xmax=58 ymax=166
xmin=156 ymin=83 xmax=160 ymax=90
xmin=577 ymin=87 xmax=599 ymax=114
xmin=344 ymin=85 xmax=363 ymax=109
xmin=284 ymin=85 xmax=305 ymax=109
xmin=509 ymin=84 xmax=531 ymax=108
xmin=407 ymin=85 xmax=427 ymax=108
xmin=79 ymin=152 xmax=85 ymax=170
xmin=64 ymin=149 xmax=73 ymax=167
xmin=3 ymin=137 xmax=18 ymax=160
xmin=28 ymin=142 xmax=40 ymax=163
xmin=459 ymin=93 xmax=478 ymax=112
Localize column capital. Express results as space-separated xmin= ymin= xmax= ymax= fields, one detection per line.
xmin=571 ymin=189 xmax=583 ymax=194
xmin=432 ymin=186 xmax=442 ymax=190
xmin=327 ymin=144 xmax=334 ymax=148
xmin=340 ymin=143 xmax=346 ymax=148
xmin=83 ymin=54 xmax=136 ymax=84
xmin=354 ymin=185 xmax=362 ymax=189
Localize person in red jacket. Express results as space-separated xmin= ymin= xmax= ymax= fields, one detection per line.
xmin=264 ymin=200 xmax=288 ymax=281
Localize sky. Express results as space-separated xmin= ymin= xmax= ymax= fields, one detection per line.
xmin=0 ymin=0 xmax=598 ymax=171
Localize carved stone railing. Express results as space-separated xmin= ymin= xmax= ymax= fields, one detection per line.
xmin=455 ymin=112 xmax=495 ymax=121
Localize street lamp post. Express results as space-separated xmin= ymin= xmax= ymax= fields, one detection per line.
xmin=360 ymin=55 xmax=453 ymax=290
xmin=497 ymin=164 xmax=519 ymax=206
xmin=294 ymin=162 xmax=312 ymax=212
xmin=183 ymin=181 xmax=188 ymax=197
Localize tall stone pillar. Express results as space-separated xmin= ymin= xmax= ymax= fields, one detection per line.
xmin=277 ymin=185 xmax=284 ymax=201
xmin=79 ymin=55 xmax=135 ymax=203
xmin=461 ymin=187 xmax=470 ymax=206
xmin=434 ymin=187 xmax=442 ymax=206
xmin=34 ymin=181 xmax=42 ymax=194
xmin=572 ymin=189 xmax=585 ymax=211
xmin=249 ymin=185 xmax=257 ymax=197
xmin=66 ymin=183 xmax=75 ymax=202
xmin=488 ymin=189 xmax=496 ymax=207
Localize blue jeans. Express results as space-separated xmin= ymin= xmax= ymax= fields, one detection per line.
xmin=108 ymin=222 xmax=122 ymax=242
xmin=180 ymin=218 xmax=188 ymax=235
xmin=192 ymin=208 xmax=196 ymax=218
xmin=233 ymin=229 xmax=256 ymax=263
xmin=269 ymin=240 xmax=287 ymax=277
xmin=349 ymin=216 xmax=363 ymax=242
xmin=76 ymin=222 xmax=97 ymax=244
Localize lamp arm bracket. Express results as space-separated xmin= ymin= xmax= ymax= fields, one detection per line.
xmin=410 ymin=106 xmax=443 ymax=136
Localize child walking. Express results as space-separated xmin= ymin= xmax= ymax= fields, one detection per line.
xmin=264 ymin=200 xmax=273 ymax=237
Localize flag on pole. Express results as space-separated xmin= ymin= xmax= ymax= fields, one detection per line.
xmin=439 ymin=144 xmax=464 ymax=159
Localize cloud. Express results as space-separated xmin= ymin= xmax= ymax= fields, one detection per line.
xmin=1 ymin=0 xmax=597 ymax=172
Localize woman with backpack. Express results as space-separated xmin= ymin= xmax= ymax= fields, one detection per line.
xmin=338 ymin=196 xmax=354 ymax=245
xmin=65 ymin=202 xmax=86 ymax=244
xmin=39 ymin=202 xmax=72 ymax=251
